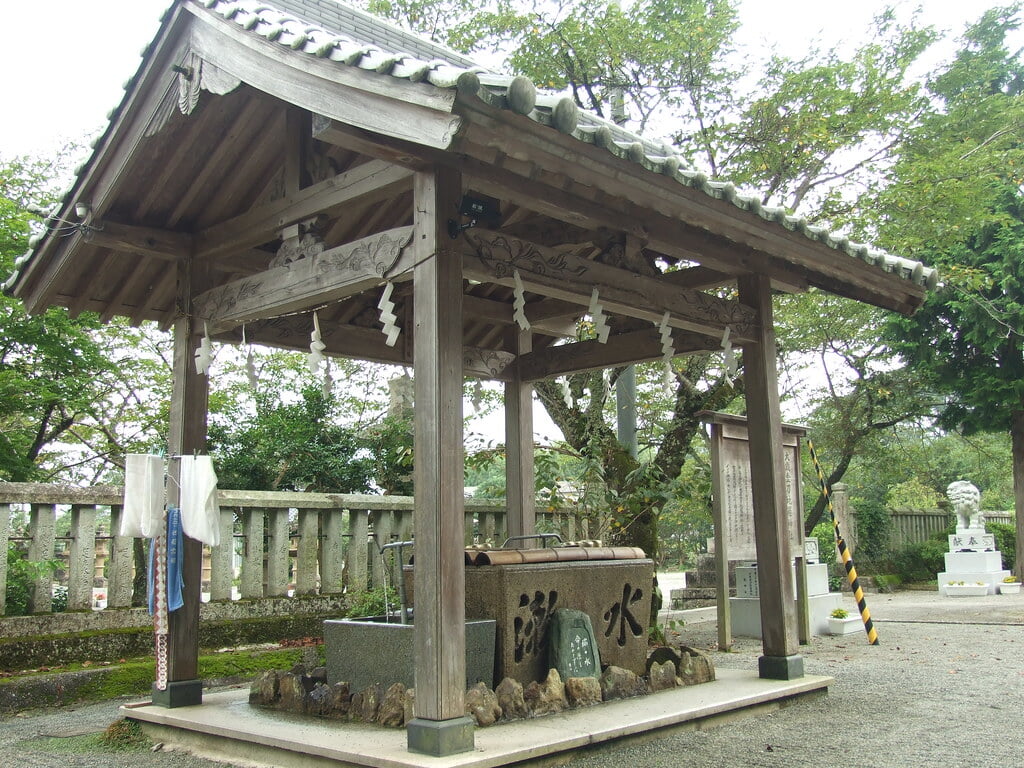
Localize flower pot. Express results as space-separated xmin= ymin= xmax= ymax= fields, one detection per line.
xmin=944 ymin=583 xmax=988 ymax=597
xmin=827 ymin=616 xmax=861 ymax=635
xmin=999 ymin=582 xmax=1021 ymax=595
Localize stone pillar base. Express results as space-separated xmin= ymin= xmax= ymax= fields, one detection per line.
xmin=407 ymin=716 xmax=475 ymax=756
xmin=758 ymin=654 xmax=804 ymax=680
xmin=150 ymin=679 xmax=203 ymax=708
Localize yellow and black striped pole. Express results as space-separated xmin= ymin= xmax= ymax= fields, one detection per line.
xmin=807 ymin=440 xmax=879 ymax=645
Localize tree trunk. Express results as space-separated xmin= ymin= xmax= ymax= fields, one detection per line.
xmin=1012 ymin=409 xmax=1024 ymax=582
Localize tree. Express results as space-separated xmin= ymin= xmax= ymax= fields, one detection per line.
xmin=353 ymin=0 xmax=941 ymax=560
xmin=868 ymin=6 xmax=1024 ymax=578
xmin=0 ymin=154 xmax=160 ymax=482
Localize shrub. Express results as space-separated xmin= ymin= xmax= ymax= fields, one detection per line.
xmin=890 ymin=539 xmax=947 ymax=583
xmin=4 ymin=544 xmax=61 ymax=616
xmin=986 ymin=522 xmax=1016 ymax=572
xmin=344 ymin=587 xmax=391 ymax=618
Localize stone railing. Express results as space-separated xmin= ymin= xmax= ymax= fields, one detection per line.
xmin=1 ymin=482 xmax=596 ymax=617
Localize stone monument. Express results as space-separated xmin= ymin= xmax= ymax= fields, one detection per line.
xmin=937 ymin=481 xmax=1009 ymax=595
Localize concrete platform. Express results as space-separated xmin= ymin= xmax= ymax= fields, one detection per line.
xmin=123 ymin=668 xmax=830 ymax=768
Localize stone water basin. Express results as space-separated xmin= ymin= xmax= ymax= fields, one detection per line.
xmin=323 ymin=617 xmax=497 ymax=693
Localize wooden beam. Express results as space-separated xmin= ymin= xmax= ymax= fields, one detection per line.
xmin=411 ymin=166 xmax=470 ymax=736
xmin=462 ymin=294 xmax=579 ymax=338
xmin=517 ymin=328 xmax=719 ymax=381
xmin=193 ymin=226 xmax=415 ymax=333
xmin=662 ymin=265 xmax=735 ymax=291
xmin=463 ymin=347 xmax=515 ymax=380
xmin=194 ymin=159 xmax=413 ymax=261
xmin=81 ymin=220 xmax=193 ymax=262
xmin=738 ymin=274 xmax=801 ymax=677
xmin=188 ymin=11 xmax=462 ymax=149
xmin=459 ymin=230 xmax=758 ymax=342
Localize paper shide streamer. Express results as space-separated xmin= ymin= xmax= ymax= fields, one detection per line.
xmin=721 ymin=325 xmax=737 ymax=383
xmin=512 ymin=269 xmax=530 ymax=331
xmin=377 ymin=281 xmax=400 ymax=347
xmin=307 ymin=310 xmax=326 ymax=374
xmin=588 ymin=288 xmax=610 ymax=344
xmin=657 ymin=311 xmax=674 ymax=392
xmin=194 ymin=322 xmax=213 ymax=375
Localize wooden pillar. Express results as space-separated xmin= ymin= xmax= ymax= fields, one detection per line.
xmin=505 ymin=328 xmax=535 ymax=542
xmin=737 ymin=274 xmax=802 ymax=680
xmin=407 ymin=166 xmax=474 ymax=756
xmin=157 ymin=258 xmax=210 ymax=707
xmin=708 ymin=422 xmax=732 ymax=652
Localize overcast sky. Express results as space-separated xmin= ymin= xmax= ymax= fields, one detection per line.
xmin=1 ymin=0 xmax=1016 ymax=160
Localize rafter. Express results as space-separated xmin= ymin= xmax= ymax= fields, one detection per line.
xmin=193 ymin=159 xmax=413 ymax=261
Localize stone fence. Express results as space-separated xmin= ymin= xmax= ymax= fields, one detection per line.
xmin=0 ymin=482 xmax=595 ymax=618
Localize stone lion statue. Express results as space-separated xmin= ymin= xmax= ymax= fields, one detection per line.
xmin=947 ymin=480 xmax=984 ymax=529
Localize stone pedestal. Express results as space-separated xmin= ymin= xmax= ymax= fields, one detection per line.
xmin=937 ymin=527 xmax=1009 ymax=595
xmin=730 ymin=563 xmax=841 ymax=638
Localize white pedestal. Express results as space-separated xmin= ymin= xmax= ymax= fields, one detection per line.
xmin=735 ymin=563 xmax=830 ymax=600
xmin=938 ymin=529 xmax=1010 ymax=595
xmin=732 ymin=563 xmax=838 ymax=637
xmin=730 ymin=592 xmax=843 ymax=638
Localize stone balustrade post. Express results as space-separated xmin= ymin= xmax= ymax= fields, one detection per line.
xmin=295 ymin=508 xmax=319 ymax=596
xmin=0 ymin=504 xmax=10 ymax=615
xmin=208 ymin=508 xmax=235 ymax=601
xmin=107 ymin=504 xmax=134 ymax=608
xmin=321 ymin=508 xmax=345 ymax=594
xmin=68 ymin=504 xmax=97 ymax=611
xmin=27 ymin=503 xmax=57 ymax=613
xmin=241 ymin=508 xmax=265 ymax=598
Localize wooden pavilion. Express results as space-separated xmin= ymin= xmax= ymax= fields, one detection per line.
xmin=4 ymin=0 xmax=935 ymax=758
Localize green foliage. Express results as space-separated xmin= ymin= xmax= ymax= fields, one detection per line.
xmin=829 ymin=607 xmax=849 ymax=619
xmin=809 ymin=522 xmax=837 ymax=566
xmin=851 ymin=499 xmax=891 ymax=561
xmin=885 ymin=478 xmax=942 ymax=510
xmin=873 ymin=574 xmax=903 ymax=592
xmin=365 ymin=413 xmax=414 ymax=495
xmin=890 ymin=539 xmax=948 ymax=583
xmin=209 ymin=385 xmax=374 ymax=493
xmin=101 ymin=719 xmax=150 ymax=751
xmin=987 ymin=521 xmax=1016 ymax=571
xmin=345 ymin=587 xmax=390 ymax=618
xmin=4 ymin=544 xmax=60 ymax=616
xmin=873 ymin=8 xmax=1024 ymax=440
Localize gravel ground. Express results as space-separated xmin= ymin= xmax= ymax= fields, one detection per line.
xmin=1 ymin=590 xmax=1021 ymax=768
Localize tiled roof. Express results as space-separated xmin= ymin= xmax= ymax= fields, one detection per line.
xmin=267 ymin=0 xmax=478 ymax=68
xmin=3 ymin=0 xmax=938 ymax=296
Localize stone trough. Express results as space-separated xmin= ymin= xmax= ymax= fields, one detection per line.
xmin=323 ymin=617 xmax=497 ymax=692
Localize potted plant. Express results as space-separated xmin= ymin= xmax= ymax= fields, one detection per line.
xmin=944 ymin=580 xmax=989 ymax=597
xmin=827 ymin=607 xmax=861 ymax=635
xmin=999 ymin=575 xmax=1021 ymax=595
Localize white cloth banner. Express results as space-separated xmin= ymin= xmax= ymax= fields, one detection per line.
xmin=121 ymin=454 xmax=165 ymax=538
xmin=179 ymin=455 xmax=220 ymax=547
